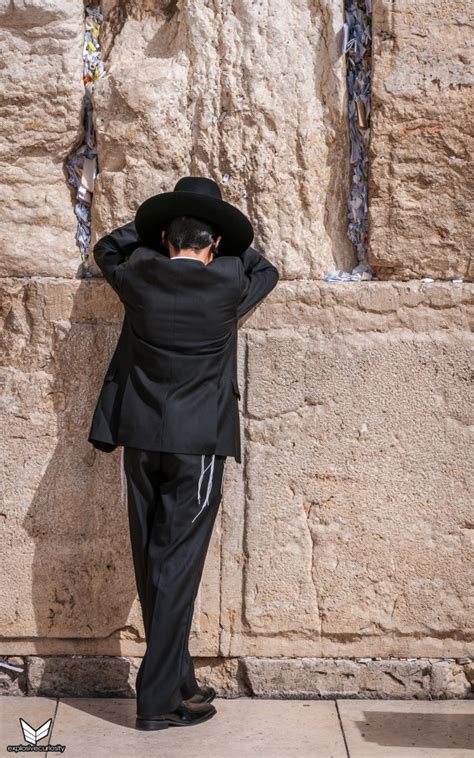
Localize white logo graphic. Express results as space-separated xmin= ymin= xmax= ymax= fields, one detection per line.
xmin=19 ymin=717 xmax=52 ymax=745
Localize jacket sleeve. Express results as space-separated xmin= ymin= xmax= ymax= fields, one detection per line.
xmin=92 ymin=220 xmax=142 ymax=296
xmin=236 ymin=247 xmax=279 ymax=320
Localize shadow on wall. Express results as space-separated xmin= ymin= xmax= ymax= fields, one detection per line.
xmin=20 ymin=280 xmax=139 ymax=698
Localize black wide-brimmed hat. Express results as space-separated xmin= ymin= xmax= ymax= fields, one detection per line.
xmin=135 ymin=176 xmax=254 ymax=256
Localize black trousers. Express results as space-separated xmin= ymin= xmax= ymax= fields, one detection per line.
xmin=122 ymin=447 xmax=226 ymax=717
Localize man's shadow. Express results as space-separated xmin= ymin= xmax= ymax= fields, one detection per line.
xmin=21 ymin=278 xmax=141 ymax=702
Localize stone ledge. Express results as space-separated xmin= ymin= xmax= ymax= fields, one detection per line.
xmin=1 ymin=656 xmax=472 ymax=700
xmin=0 ymin=278 xmax=472 ymax=332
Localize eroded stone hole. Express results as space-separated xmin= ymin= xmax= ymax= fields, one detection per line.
xmin=64 ymin=5 xmax=106 ymax=278
xmin=333 ymin=0 xmax=373 ymax=282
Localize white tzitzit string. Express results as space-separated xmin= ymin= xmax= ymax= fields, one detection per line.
xmin=192 ymin=454 xmax=215 ymax=523
xmin=220 ymin=459 xmax=226 ymax=495
xmin=120 ymin=447 xmax=127 ymax=503
xmin=196 ymin=454 xmax=209 ymax=505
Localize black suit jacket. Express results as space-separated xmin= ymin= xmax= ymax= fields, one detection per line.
xmin=87 ymin=221 xmax=279 ymax=463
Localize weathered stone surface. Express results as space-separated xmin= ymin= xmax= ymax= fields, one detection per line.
xmin=220 ymin=283 xmax=474 ymax=658
xmin=18 ymin=655 xmax=474 ymax=699
xmin=27 ymin=655 xmax=138 ymax=697
xmin=191 ymin=656 xmax=247 ymax=697
xmin=91 ymin=0 xmax=354 ymax=279
xmin=0 ymin=279 xmax=220 ymax=655
xmin=244 ymin=279 xmax=474 ymax=333
xmin=243 ymin=657 xmax=433 ymax=699
xmin=0 ymin=657 xmax=27 ymax=696
xmin=26 ymin=655 xmax=248 ymax=697
xmin=368 ymin=1 xmax=474 ymax=280
xmin=0 ymin=1 xmax=84 ymax=277
xmin=230 ymin=329 xmax=473 ymax=657
xmin=1 ymin=279 xmax=472 ymax=663
xmin=431 ymin=660 xmax=472 ymax=699
xmin=464 ymin=663 xmax=474 ymax=686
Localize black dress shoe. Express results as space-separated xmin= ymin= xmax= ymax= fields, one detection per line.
xmin=136 ymin=699 xmax=216 ymax=730
xmin=185 ymin=685 xmax=216 ymax=704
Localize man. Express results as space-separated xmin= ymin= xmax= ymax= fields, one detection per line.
xmin=87 ymin=176 xmax=279 ymax=730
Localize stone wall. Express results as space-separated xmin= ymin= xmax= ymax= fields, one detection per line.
xmin=368 ymin=0 xmax=473 ymax=280
xmin=1 ymin=0 xmax=473 ymax=699
xmin=91 ymin=0 xmax=354 ymax=278
xmin=1 ymin=279 xmax=472 ymax=668
xmin=0 ymin=0 xmax=84 ymax=277
xmin=2 ymin=655 xmax=473 ymax=699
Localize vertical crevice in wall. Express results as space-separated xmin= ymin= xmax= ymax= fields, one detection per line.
xmin=64 ymin=5 xmax=106 ymax=278
xmin=338 ymin=0 xmax=373 ymax=281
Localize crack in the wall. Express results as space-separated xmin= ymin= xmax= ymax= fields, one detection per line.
xmin=64 ymin=5 xmax=106 ymax=278
xmin=337 ymin=0 xmax=373 ymax=282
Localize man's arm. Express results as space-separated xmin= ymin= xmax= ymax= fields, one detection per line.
xmin=236 ymin=247 xmax=279 ymax=320
xmin=93 ymin=220 xmax=142 ymax=295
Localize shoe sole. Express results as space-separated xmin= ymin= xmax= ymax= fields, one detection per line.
xmin=135 ymin=708 xmax=216 ymax=731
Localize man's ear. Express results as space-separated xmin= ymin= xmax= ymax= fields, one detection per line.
xmin=160 ymin=229 xmax=170 ymax=256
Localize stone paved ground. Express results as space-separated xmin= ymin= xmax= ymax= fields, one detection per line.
xmin=1 ymin=696 xmax=473 ymax=757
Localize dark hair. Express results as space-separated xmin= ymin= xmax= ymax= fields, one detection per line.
xmin=163 ymin=215 xmax=221 ymax=253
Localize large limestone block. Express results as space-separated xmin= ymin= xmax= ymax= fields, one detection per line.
xmin=27 ymin=655 xmax=140 ymax=697
xmin=0 ymin=1 xmax=85 ymax=277
xmin=91 ymin=0 xmax=354 ymax=278
xmin=242 ymin=657 xmax=433 ymax=699
xmin=0 ymin=279 xmax=221 ymax=655
xmin=222 ymin=281 xmax=473 ymax=658
xmin=369 ymin=1 xmax=474 ymax=280
xmin=1 ymin=278 xmax=472 ymax=660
